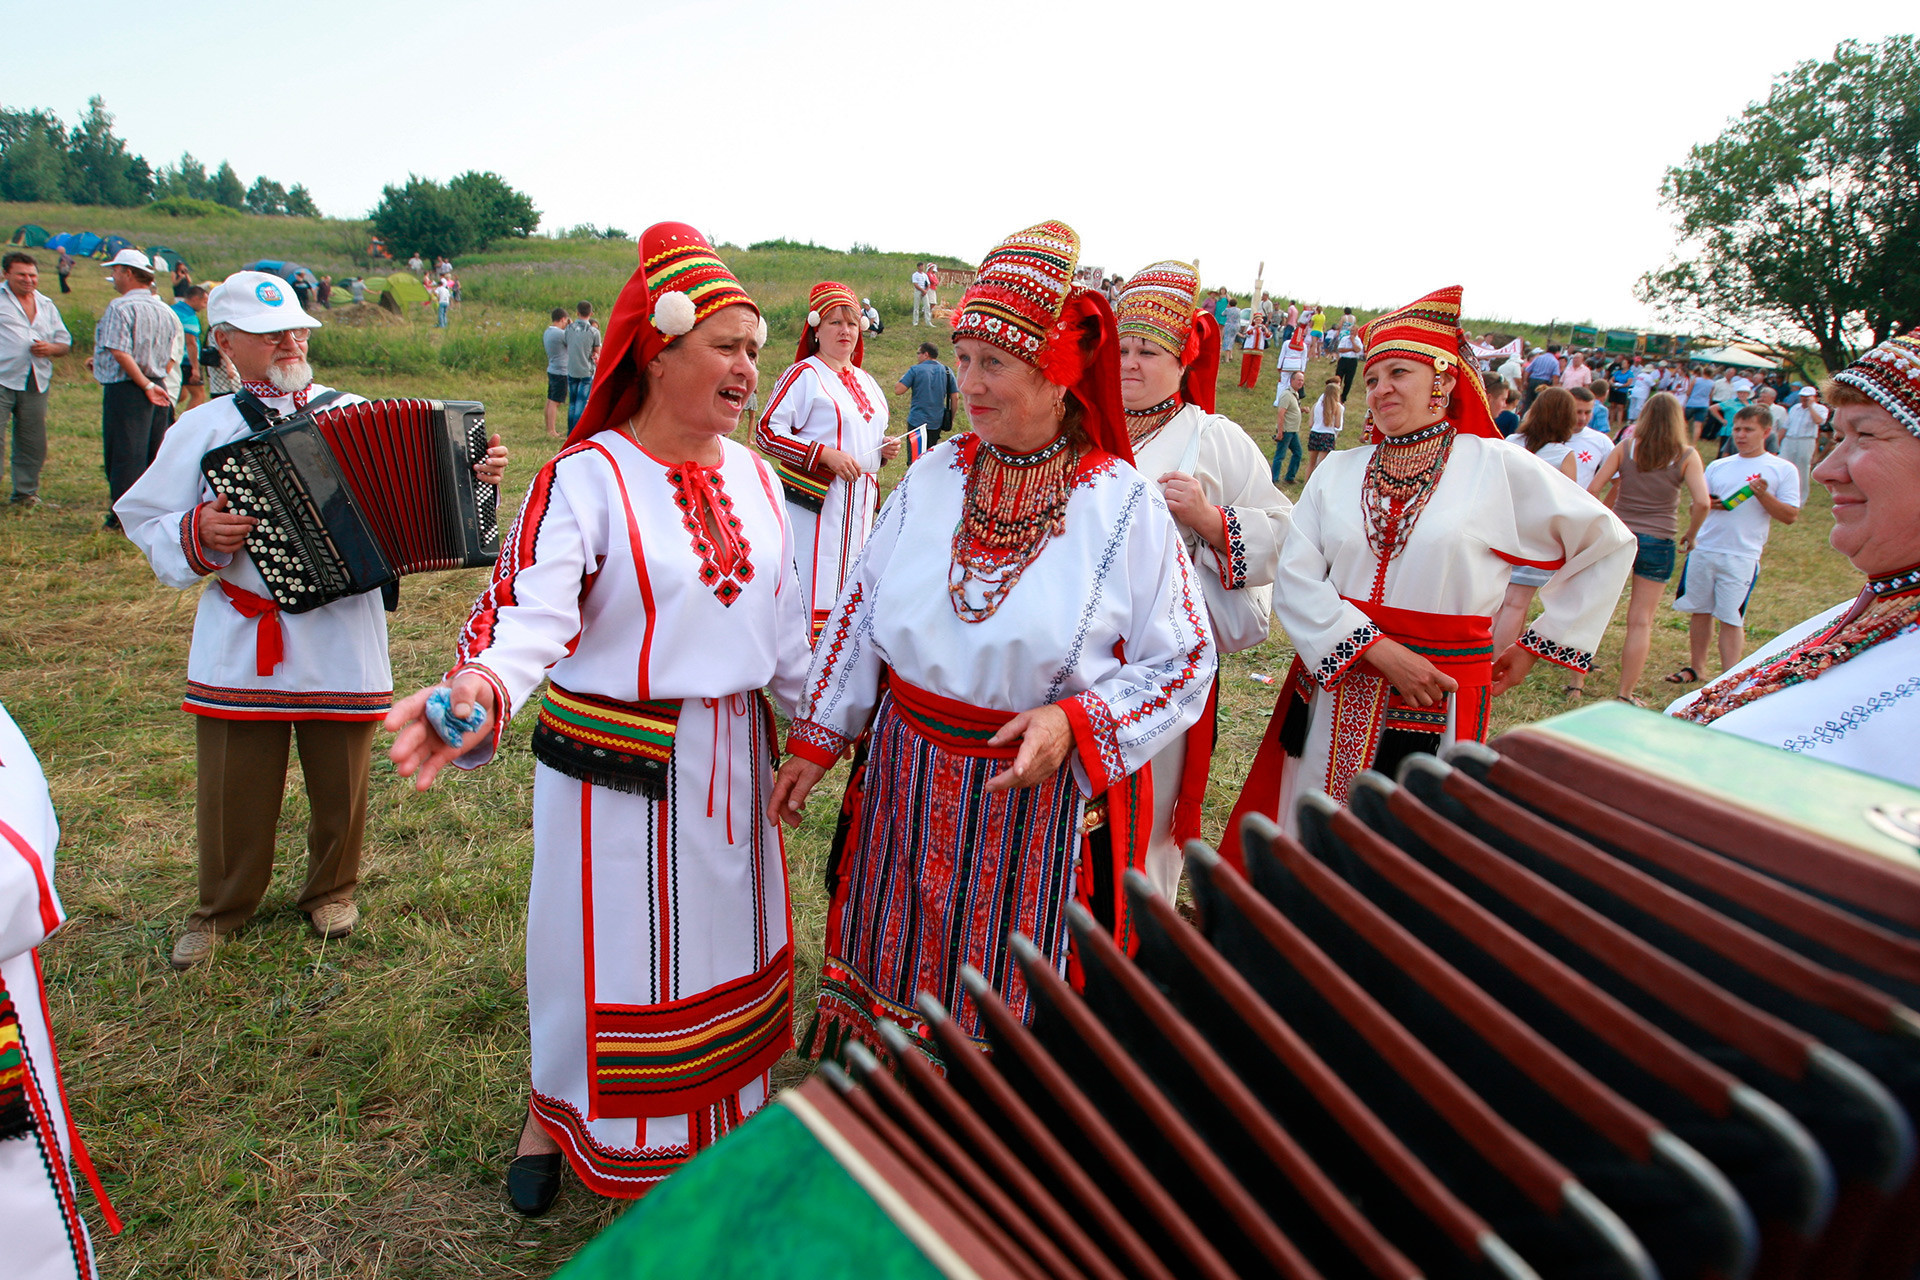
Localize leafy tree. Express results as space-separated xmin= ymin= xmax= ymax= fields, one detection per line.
xmin=1639 ymin=36 xmax=1920 ymax=372
xmin=0 ymin=109 xmax=70 ymax=202
xmin=447 ymin=170 xmax=540 ymax=241
xmin=246 ymin=176 xmax=290 ymax=215
xmin=210 ymin=161 xmax=246 ymax=210
xmin=154 ymin=152 xmax=212 ymax=201
xmin=284 ymin=184 xmax=319 ymax=218
xmin=64 ymin=96 xmax=152 ymax=206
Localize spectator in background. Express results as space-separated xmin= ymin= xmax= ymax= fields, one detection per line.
xmin=1334 ymin=322 xmax=1364 ymax=400
xmin=56 ymin=249 xmax=73 ymax=294
xmin=1586 ymin=392 xmax=1710 ymax=704
xmin=0 ymin=252 xmax=72 ymax=508
xmin=1561 ymin=351 xmax=1594 ymax=390
xmin=1484 ymin=372 xmax=1521 ymax=437
xmin=1567 ymin=387 xmax=1614 ymax=488
xmin=1709 ymin=365 xmax=1734 ymax=404
xmin=171 ymin=259 xmax=193 ymax=298
xmin=1666 ymin=404 xmax=1801 ymax=685
xmin=894 ymin=341 xmax=959 ymax=446
xmin=923 ymin=262 xmax=939 ymax=312
xmin=564 ymin=300 xmax=600 ymax=430
xmin=862 ymin=297 xmax=882 ymax=335
xmin=909 ymin=263 xmax=932 ymax=326
xmin=1309 ymin=305 xmax=1328 ymax=358
xmin=1496 ymin=345 xmax=1525 ymax=394
xmin=434 ymin=279 xmax=452 ymax=328
xmin=1524 ymin=343 xmax=1561 ymax=409
xmin=1629 ymin=360 xmax=1661 ymax=423
xmin=316 ymin=274 xmax=333 ymax=309
xmin=1272 ymin=370 xmax=1305 ymax=485
xmin=290 ymin=273 xmax=313 ymax=313
xmin=1608 ymin=358 xmax=1633 ymax=425
xmin=1219 ymin=297 xmax=1243 ymax=357
xmin=90 ymin=249 xmax=182 ymax=527
xmin=172 ymin=284 xmax=207 ymax=411
xmin=542 ymin=307 xmax=569 ymax=438
xmin=434 ymin=256 xmax=452 ymax=278
xmin=1303 ymin=374 xmax=1344 ymax=482
xmin=1707 ymin=382 xmax=1751 ymax=458
xmin=1684 ymin=365 xmax=1715 ymax=441
xmin=1493 ymin=388 xmax=1583 ymax=683
xmin=1780 ymin=386 xmax=1828 ymax=497
xmin=1756 ymin=384 xmax=1785 ymax=453
xmin=407 ymin=252 xmax=423 ymax=276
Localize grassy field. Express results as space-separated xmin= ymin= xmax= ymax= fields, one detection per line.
xmin=0 ymin=203 xmax=1859 ymax=1278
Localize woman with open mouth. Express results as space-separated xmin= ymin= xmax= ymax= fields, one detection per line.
xmin=384 ymin=223 xmax=814 ymax=1216
xmin=769 ymin=220 xmax=1216 ymax=1068
xmin=756 ymin=281 xmax=898 ymax=645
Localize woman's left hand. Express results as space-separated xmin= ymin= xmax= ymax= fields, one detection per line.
xmin=474 ymin=434 xmax=508 ymax=486
xmin=1489 ymin=644 xmax=1540 ymax=696
xmin=878 ymin=436 xmax=903 ymax=462
xmin=1158 ymin=472 xmax=1228 ymax=550
xmin=984 ymin=704 xmax=1073 ymax=793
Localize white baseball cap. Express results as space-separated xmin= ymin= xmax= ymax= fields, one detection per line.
xmin=207 ymin=270 xmax=324 ymax=333
xmin=1798 ymin=386 xmax=1818 ymax=397
xmin=101 ymin=248 xmax=153 ymax=273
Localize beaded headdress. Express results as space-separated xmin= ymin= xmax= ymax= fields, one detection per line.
xmin=1114 ymin=259 xmax=1221 ymax=413
xmin=1832 ymin=332 xmax=1920 ymax=439
xmin=953 ymin=220 xmax=1132 ymax=464
xmin=1359 ymin=285 xmax=1499 ymax=441
xmin=568 ymin=223 xmax=761 ymax=446
xmin=796 ymin=280 xmax=866 ymax=367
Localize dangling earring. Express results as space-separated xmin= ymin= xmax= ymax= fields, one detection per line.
xmin=1053 ymin=395 xmax=1066 ymax=424
xmin=1429 ymin=373 xmax=1447 ymax=413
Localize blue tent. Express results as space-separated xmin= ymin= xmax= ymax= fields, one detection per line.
xmin=42 ymin=233 xmax=71 ymax=252
xmin=101 ymin=235 xmax=132 ymax=259
xmin=241 ymin=259 xmax=318 ymax=288
xmin=69 ymin=233 xmax=102 ymax=257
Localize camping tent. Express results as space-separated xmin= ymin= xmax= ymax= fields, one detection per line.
xmin=9 ymin=225 xmax=49 ymax=247
xmin=241 ymin=259 xmax=318 ymax=287
xmin=42 ymin=233 xmax=70 ymax=252
xmin=147 ymin=245 xmax=187 ymax=275
xmin=101 ymin=235 xmax=133 ymax=259
xmin=1691 ymin=345 xmax=1779 ymax=371
xmin=382 ymin=271 xmax=429 ymax=306
xmin=69 ymin=233 xmax=102 ymax=257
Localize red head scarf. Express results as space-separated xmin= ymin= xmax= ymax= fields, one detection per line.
xmin=566 ymin=223 xmax=760 ymax=447
xmin=794 ymin=280 xmax=865 ymax=368
xmin=1358 ymin=284 xmax=1499 ymax=444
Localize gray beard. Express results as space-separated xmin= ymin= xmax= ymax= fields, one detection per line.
xmin=266 ymin=360 xmax=314 ymax=395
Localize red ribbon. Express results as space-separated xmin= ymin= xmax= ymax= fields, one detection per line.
xmin=219 ymin=580 xmax=283 ymax=676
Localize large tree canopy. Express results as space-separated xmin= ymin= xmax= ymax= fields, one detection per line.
xmin=1638 ymin=36 xmax=1920 ymax=372
xmin=370 ymin=171 xmax=541 ymax=259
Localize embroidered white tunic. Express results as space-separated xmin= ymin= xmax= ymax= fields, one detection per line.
xmin=1 ymin=703 xmax=101 ymax=1280
xmin=449 ymin=432 xmax=813 ymax=1196
xmin=755 ymin=356 xmax=891 ymax=643
xmin=115 ymin=386 xmax=394 ymax=720
xmin=1666 ymin=599 xmax=1920 ymax=787
xmin=1266 ymin=432 xmax=1635 ymax=833
xmin=1129 ymin=405 xmax=1292 ymax=897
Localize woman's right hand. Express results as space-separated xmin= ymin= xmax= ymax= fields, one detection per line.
xmin=768 ymin=756 xmax=830 ymax=827
xmin=386 ymin=671 xmax=497 ymax=791
xmin=819 ymin=447 xmax=864 ymax=481
xmin=1363 ymin=638 xmax=1458 ymax=707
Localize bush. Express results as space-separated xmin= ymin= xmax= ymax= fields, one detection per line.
xmin=148 ymin=195 xmax=240 ymax=219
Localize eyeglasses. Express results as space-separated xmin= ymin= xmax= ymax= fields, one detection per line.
xmin=244 ymin=328 xmax=311 ymax=345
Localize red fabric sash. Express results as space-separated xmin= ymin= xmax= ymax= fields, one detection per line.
xmin=220 ymin=580 xmax=283 ymax=676
xmin=1169 ymin=679 xmax=1218 ymax=848
xmin=887 ymin=675 xmax=1019 ymax=759
xmin=1220 ymin=599 xmax=1492 ymax=870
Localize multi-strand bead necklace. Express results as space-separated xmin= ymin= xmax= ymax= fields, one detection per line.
xmin=1679 ymin=563 xmax=1920 ymax=726
xmin=1125 ymin=395 xmax=1183 ymax=451
xmin=1360 ymin=420 xmax=1456 ymax=563
xmin=949 ymin=434 xmax=1077 ymax=623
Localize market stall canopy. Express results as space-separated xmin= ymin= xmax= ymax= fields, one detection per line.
xmin=1691 ymin=346 xmax=1779 ymax=371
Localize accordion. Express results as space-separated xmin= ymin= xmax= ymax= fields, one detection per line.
xmin=201 ymin=397 xmax=499 ymax=613
xmin=556 ymin=703 xmax=1920 ymax=1280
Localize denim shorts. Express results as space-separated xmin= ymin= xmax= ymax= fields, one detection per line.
xmin=1632 ymin=533 xmax=1676 ymax=582
xmin=547 ymin=372 xmax=569 ymax=404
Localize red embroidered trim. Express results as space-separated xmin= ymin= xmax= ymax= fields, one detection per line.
xmin=836 ymin=366 xmax=875 ymax=420
xmin=665 ymin=461 xmax=754 ymax=606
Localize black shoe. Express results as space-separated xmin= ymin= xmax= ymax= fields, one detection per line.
xmin=507 ymin=1152 xmax=563 ymax=1217
xmin=102 ymin=512 xmax=121 ymax=530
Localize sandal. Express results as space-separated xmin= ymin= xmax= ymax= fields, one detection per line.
xmin=1563 ymin=686 xmax=1585 ymax=698
xmin=1664 ymin=666 xmax=1700 ymax=684
xmin=1614 ymin=694 xmax=1648 ymax=708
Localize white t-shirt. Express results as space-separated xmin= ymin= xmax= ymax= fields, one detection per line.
xmin=1784 ymin=402 xmax=1829 ymax=439
xmin=1338 ymin=332 xmax=1364 ymax=359
xmin=1570 ymin=427 xmax=1614 ymax=490
xmin=1765 ymin=404 xmax=1788 ymax=434
xmin=1694 ymin=451 xmax=1801 ymax=559
xmin=1512 ymin=435 xmax=1576 ymax=477
xmin=435 ymin=284 xmax=451 ymax=304
xmin=910 ymin=271 xmax=929 ymax=292
xmin=1496 ymin=356 xmax=1524 ymax=384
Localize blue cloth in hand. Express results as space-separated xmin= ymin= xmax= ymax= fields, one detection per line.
xmin=426 ymin=686 xmax=486 ymax=750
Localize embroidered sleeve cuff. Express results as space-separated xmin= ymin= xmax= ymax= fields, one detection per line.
xmin=785 ymin=718 xmax=849 ymax=767
xmin=446 ymin=662 xmax=514 ymax=766
xmin=803 ymin=440 xmax=824 ymax=471
xmin=1059 ymin=691 xmax=1125 ymax=795
xmin=180 ymin=505 xmax=223 ymax=576
xmin=1215 ymin=506 xmax=1249 ymax=590
xmin=1315 ymin=622 xmax=1383 ymax=687
xmin=1518 ymin=626 xmax=1594 ymax=672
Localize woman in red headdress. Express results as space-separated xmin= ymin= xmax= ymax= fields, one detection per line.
xmin=767 ymin=221 xmax=1216 ymax=1067
xmin=384 ymin=225 xmax=815 ymax=1213
xmin=1223 ymin=286 xmax=1634 ymax=854
xmin=1111 ymin=260 xmax=1291 ymax=899
xmin=756 ymin=282 xmax=899 ymax=644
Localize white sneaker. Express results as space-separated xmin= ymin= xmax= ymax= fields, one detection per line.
xmin=309 ymin=901 xmax=360 ymax=939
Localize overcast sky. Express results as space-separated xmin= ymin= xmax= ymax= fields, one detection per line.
xmin=9 ymin=1 xmax=1910 ymax=329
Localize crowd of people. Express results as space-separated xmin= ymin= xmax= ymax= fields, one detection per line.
xmin=4 ymin=216 xmax=1918 ymax=1273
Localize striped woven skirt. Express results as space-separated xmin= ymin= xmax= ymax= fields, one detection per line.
xmin=807 ymin=680 xmax=1085 ymax=1068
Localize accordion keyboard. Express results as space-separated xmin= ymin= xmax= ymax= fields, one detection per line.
xmin=209 ymin=450 xmax=352 ymax=609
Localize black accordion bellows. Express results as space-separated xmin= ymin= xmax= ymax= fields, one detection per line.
xmin=201 ymin=397 xmax=499 ymax=612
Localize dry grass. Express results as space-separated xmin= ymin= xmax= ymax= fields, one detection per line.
xmin=0 ymin=240 xmax=1856 ymax=1278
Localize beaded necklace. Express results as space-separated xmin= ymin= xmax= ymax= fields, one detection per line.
xmin=1125 ymin=395 xmax=1183 ymax=451
xmin=1679 ymin=563 xmax=1920 ymax=727
xmin=950 ymin=434 xmax=1078 ymax=623
xmin=1360 ymin=420 xmax=1455 ymax=566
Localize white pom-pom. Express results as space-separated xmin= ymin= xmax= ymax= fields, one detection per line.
xmin=806 ymin=309 xmax=821 ymax=328
xmin=652 ymin=291 xmax=697 ymax=337
xmin=754 ymin=316 xmax=768 ymax=346
xmin=862 ymin=315 xmax=872 ymax=331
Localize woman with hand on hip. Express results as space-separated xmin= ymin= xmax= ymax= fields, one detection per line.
xmin=756 ymin=281 xmax=898 ymax=644
xmin=1224 ymin=286 xmax=1633 ymax=852
xmin=770 ymin=221 xmax=1215 ymax=1067
xmin=386 ymin=225 xmax=814 ymax=1216
xmin=1113 ymin=260 xmax=1291 ymax=899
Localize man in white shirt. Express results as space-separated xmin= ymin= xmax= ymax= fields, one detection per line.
xmin=1669 ymin=405 xmax=1801 ymax=684
xmin=1755 ymin=385 xmax=1787 ymax=453
xmin=909 ymin=265 xmax=932 ymax=326
xmin=0 ymin=252 xmax=72 ymax=507
xmin=1779 ymin=386 xmax=1829 ymax=497
xmin=434 ymin=280 xmax=452 ymax=328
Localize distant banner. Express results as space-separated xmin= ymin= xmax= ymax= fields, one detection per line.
xmin=1645 ymin=334 xmax=1672 ymax=356
xmin=1605 ymin=330 xmax=1641 ymax=353
xmin=1571 ymin=324 xmax=1599 ymax=346
xmin=1470 ymin=338 xmax=1523 ymax=363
